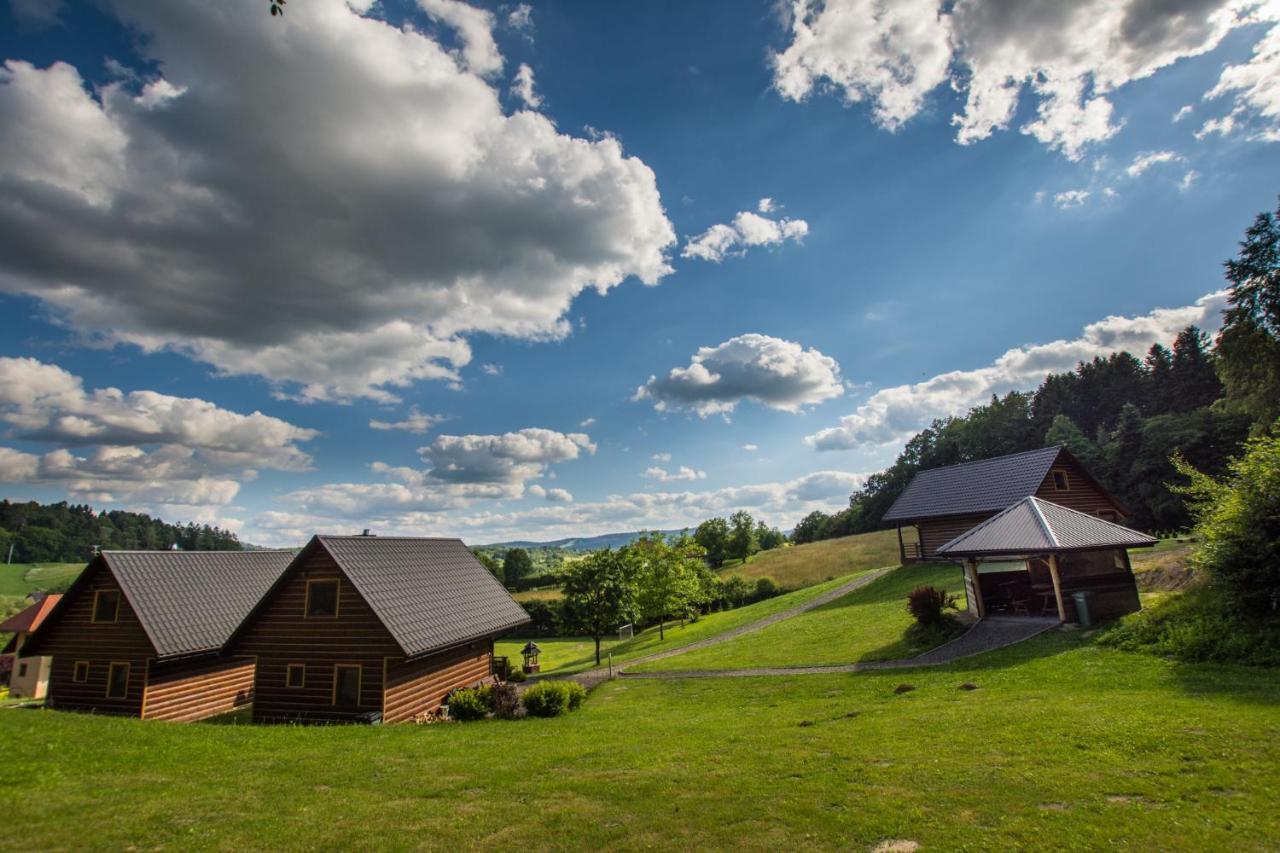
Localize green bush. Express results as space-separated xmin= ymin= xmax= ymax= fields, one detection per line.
xmin=907 ymin=585 xmax=958 ymax=627
xmin=445 ymin=686 xmax=490 ymax=721
xmin=753 ymin=577 xmax=780 ymax=601
xmin=521 ymin=681 xmax=586 ymax=717
xmin=506 ymin=667 xmax=527 ymax=683
xmin=1099 ymin=585 xmax=1280 ymax=666
xmin=486 ymin=683 xmax=521 ymax=719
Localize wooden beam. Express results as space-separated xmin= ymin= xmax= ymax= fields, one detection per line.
xmin=896 ymin=523 xmax=906 ymax=564
xmin=1047 ymin=554 xmax=1066 ymax=623
xmin=965 ymin=558 xmax=984 ymax=619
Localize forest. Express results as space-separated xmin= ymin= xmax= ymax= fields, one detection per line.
xmin=794 ymin=196 xmax=1280 ymax=544
xmin=0 ymin=501 xmax=243 ymax=563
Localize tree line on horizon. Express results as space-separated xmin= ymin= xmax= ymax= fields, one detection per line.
xmin=0 ymin=501 xmax=243 ymax=567
xmin=794 ymin=195 xmax=1280 ymax=544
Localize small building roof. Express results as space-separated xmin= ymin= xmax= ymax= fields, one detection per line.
xmin=26 ymin=550 xmax=294 ymax=661
xmin=937 ymin=497 xmax=1157 ymax=558
xmin=312 ymin=535 xmax=530 ymax=660
xmin=0 ymin=594 xmax=62 ymax=635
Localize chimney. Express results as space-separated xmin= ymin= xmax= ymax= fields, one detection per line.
xmin=361 ymin=528 xmax=374 ymax=537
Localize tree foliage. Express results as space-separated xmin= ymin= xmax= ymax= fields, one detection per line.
xmin=502 ymin=548 xmax=535 ymax=583
xmin=0 ymin=500 xmax=242 ymax=564
xmin=693 ymin=516 xmax=730 ymax=568
xmin=559 ymin=548 xmax=637 ymax=665
xmin=631 ymin=532 xmax=704 ymax=640
xmin=1217 ymin=196 xmax=1280 ymax=426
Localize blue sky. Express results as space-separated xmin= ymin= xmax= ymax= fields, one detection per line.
xmin=0 ymin=0 xmax=1277 ymax=545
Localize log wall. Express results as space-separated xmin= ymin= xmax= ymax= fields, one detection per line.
xmin=142 ymin=656 xmax=256 ymax=722
xmin=383 ymin=640 xmax=493 ymax=724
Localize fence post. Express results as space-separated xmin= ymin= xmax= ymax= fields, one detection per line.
xmin=608 ymin=652 xmax=613 ymax=680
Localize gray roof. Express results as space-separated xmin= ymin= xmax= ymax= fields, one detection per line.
xmin=316 ymin=536 xmax=530 ymax=659
xmin=883 ymin=446 xmax=1066 ymax=522
xmin=937 ymin=497 xmax=1156 ymax=557
xmin=106 ymin=550 xmax=294 ymax=659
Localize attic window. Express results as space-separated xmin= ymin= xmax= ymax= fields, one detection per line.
xmin=1052 ymin=470 xmax=1069 ymax=491
xmin=286 ymin=664 xmax=305 ymax=689
xmin=92 ymin=590 xmax=121 ymax=624
xmin=305 ymin=579 xmax=339 ymax=618
xmin=73 ymin=661 xmax=89 ymax=683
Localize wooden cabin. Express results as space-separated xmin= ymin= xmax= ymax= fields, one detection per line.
xmin=937 ymin=497 xmax=1155 ymax=624
xmin=0 ymin=594 xmax=61 ymax=700
xmin=883 ymin=446 xmax=1128 ymax=562
xmin=22 ymin=551 xmax=293 ymax=721
xmin=228 ymin=535 xmax=530 ymax=724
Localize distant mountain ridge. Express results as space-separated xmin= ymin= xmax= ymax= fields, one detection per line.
xmin=477 ymin=529 xmax=685 ymax=552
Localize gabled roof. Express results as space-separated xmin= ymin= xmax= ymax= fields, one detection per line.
xmin=883 ymin=446 xmax=1068 ymax=522
xmin=27 ymin=550 xmax=294 ymax=660
xmin=310 ymin=535 xmax=530 ymax=660
xmin=0 ymin=594 xmax=61 ymax=635
xmin=937 ymin=497 xmax=1157 ymax=557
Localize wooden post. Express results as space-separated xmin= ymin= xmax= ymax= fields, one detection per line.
xmin=1047 ymin=554 xmax=1066 ymax=623
xmin=965 ymin=558 xmax=984 ymax=619
xmin=896 ymin=524 xmax=906 ymax=564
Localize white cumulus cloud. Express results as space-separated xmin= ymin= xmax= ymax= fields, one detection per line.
xmin=635 ymin=333 xmax=844 ymax=417
xmin=643 ymin=465 xmax=707 ymax=482
xmin=0 ymin=0 xmax=675 ymax=403
xmin=683 ymin=201 xmax=809 ymax=262
xmin=807 ymin=290 xmax=1230 ymax=450
xmin=368 ymin=408 xmax=446 ymax=435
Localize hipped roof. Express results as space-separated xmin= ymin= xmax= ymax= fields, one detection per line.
xmin=936 ymin=497 xmax=1157 ymax=558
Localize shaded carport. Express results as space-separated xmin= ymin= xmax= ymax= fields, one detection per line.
xmin=937 ymin=497 xmax=1157 ymax=623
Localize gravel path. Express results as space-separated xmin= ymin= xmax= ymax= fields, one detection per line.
xmin=560 ymin=567 xmax=894 ymax=690
xmin=615 ymin=616 xmax=1059 ymax=680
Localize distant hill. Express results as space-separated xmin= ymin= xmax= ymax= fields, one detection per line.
xmin=478 ymin=529 xmax=685 ymax=552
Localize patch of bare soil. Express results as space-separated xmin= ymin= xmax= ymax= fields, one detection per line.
xmin=1132 ymin=544 xmax=1201 ymax=592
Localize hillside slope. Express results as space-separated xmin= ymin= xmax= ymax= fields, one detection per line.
xmin=722 ymin=528 xmax=902 ymax=588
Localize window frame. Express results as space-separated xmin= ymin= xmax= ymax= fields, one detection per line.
xmin=73 ymin=661 xmax=89 ymax=683
xmin=304 ymin=578 xmax=340 ymax=619
xmin=106 ymin=661 xmax=130 ymax=700
xmin=17 ymin=662 xmax=27 ymax=678
xmin=1051 ymin=470 xmax=1070 ymax=491
xmin=91 ymin=589 xmax=121 ymax=624
xmin=286 ymin=664 xmax=306 ymax=689
xmin=332 ymin=663 xmax=362 ymax=707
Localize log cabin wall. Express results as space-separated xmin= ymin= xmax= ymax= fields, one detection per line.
xmin=142 ymin=656 xmax=256 ymax=722
xmin=233 ymin=548 xmax=402 ymax=723
xmin=383 ymin=640 xmax=493 ymax=724
xmin=917 ymin=514 xmax=993 ymax=559
xmin=1033 ymin=456 xmax=1125 ymax=518
xmin=39 ymin=560 xmax=154 ymax=716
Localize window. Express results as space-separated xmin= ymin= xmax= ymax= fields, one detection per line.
xmin=92 ymin=589 xmax=121 ymax=623
xmin=1051 ymin=470 xmax=1069 ymax=491
xmin=333 ymin=664 xmax=361 ymax=707
xmin=305 ymin=579 xmax=339 ymax=618
xmin=17 ymin=663 xmax=27 ymax=678
xmin=106 ymin=662 xmax=130 ymax=699
xmin=73 ymin=661 xmax=89 ymax=683
xmin=286 ymin=664 xmax=306 ymax=689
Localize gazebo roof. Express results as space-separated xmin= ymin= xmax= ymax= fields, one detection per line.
xmin=937 ymin=497 xmax=1157 ymax=558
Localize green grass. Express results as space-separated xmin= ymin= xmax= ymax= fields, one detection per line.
xmin=496 ymin=571 xmax=877 ymax=676
xmin=0 ymin=562 xmax=84 ymax=596
xmin=635 ymin=563 xmax=966 ymax=672
xmin=721 ymin=528 xmax=903 ymax=589
xmin=1 ymin=632 xmax=1277 ymax=850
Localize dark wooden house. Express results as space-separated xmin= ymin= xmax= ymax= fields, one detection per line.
xmin=228 ymin=535 xmax=530 ymax=724
xmin=937 ymin=496 xmax=1155 ymax=623
xmin=883 ymin=446 xmax=1128 ymax=562
xmin=22 ymin=550 xmax=293 ymax=721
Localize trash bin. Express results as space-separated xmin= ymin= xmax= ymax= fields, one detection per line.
xmin=1072 ymin=591 xmax=1094 ymax=627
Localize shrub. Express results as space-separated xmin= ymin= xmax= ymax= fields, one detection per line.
xmin=506 ymin=667 xmax=527 ymax=683
xmin=521 ymin=680 xmax=586 ymax=717
xmin=1099 ymin=585 xmax=1280 ymax=666
xmin=486 ymin=682 xmax=521 ymax=719
xmin=907 ymin=585 xmax=957 ymax=627
xmin=445 ymin=686 xmax=490 ymax=722
xmin=720 ymin=575 xmax=753 ymax=608
xmin=753 ymin=576 xmax=781 ymax=601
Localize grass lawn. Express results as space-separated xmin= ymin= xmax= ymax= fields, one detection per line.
xmin=496 ymin=571 xmax=877 ymax=676
xmin=512 ymin=587 xmax=564 ymax=603
xmin=635 ymin=563 xmax=966 ymax=672
xmin=721 ymin=528 xmax=902 ymax=589
xmin=0 ymin=562 xmax=84 ymax=596
xmin=2 ymin=632 xmax=1277 ymax=849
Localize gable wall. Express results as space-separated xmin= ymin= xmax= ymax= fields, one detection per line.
xmin=231 ymin=546 xmax=402 ymax=723
xmin=39 ymin=560 xmax=155 ymax=716
xmin=1034 ymin=455 xmax=1124 ymax=517
xmin=918 ymin=513 xmax=995 ymax=559
xmin=383 ymin=640 xmax=493 ymax=724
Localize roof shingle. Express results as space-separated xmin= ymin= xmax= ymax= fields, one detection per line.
xmin=316 ymin=536 xmax=530 ymax=659
xmin=937 ymin=497 xmax=1156 ymax=557
xmin=103 ymin=550 xmax=294 ymax=659
xmin=882 ymin=446 xmax=1065 ymax=522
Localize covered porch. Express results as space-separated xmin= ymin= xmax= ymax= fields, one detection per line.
xmin=937 ymin=497 xmax=1156 ymax=624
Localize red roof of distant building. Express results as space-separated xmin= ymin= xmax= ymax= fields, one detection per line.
xmin=0 ymin=594 xmax=62 ymax=634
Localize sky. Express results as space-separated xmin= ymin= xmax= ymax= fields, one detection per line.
xmin=0 ymin=0 xmax=1278 ymax=547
